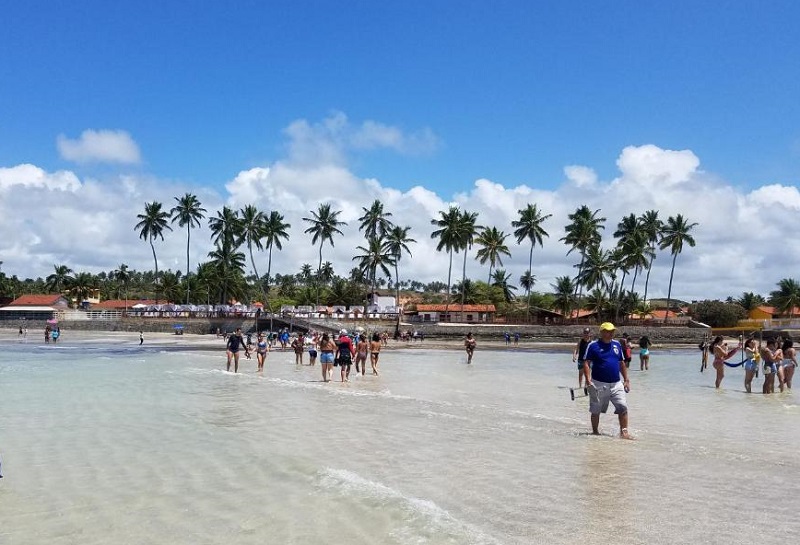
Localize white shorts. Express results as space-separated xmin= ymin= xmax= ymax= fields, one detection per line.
xmin=588 ymin=380 xmax=628 ymax=415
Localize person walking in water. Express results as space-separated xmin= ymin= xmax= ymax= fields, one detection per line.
xmin=226 ymin=327 xmax=249 ymax=373
xmin=572 ymin=328 xmax=592 ymax=388
xmin=255 ymin=332 xmax=270 ymax=372
xmin=369 ymin=332 xmax=382 ymax=375
xmin=465 ymin=332 xmax=477 ymax=364
xmin=336 ymin=330 xmax=355 ymax=382
xmin=354 ymin=334 xmax=368 ymax=376
xmin=139 ymin=331 xmax=144 ymax=346
xmin=318 ymin=333 xmax=336 ymax=382
xmin=582 ymin=322 xmax=632 ymax=439
xmin=638 ymin=335 xmax=652 ymax=370
xmin=291 ymin=334 xmax=305 ymax=365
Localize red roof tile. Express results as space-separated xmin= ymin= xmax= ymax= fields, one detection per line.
xmin=9 ymin=294 xmax=68 ymax=307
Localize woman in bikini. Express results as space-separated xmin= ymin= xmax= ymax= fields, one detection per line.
xmin=760 ymin=339 xmax=779 ymax=394
xmin=711 ymin=335 xmax=740 ymax=389
xmin=465 ymin=332 xmax=477 ymax=364
xmin=256 ymin=333 xmax=270 ymax=372
xmin=354 ymin=334 xmax=369 ymax=376
xmin=780 ymin=339 xmax=796 ymax=391
xmin=369 ymin=332 xmax=382 ymax=375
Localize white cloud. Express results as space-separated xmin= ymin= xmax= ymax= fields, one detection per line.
xmin=57 ymin=129 xmax=142 ymax=164
xmin=2 ymin=115 xmax=799 ymax=304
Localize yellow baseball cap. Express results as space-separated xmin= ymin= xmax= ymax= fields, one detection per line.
xmin=599 ymin=322 xmax=616 ymax=331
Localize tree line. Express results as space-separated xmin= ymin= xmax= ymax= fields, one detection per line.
xmin=1 ymin=194 xmax=717 ymax=323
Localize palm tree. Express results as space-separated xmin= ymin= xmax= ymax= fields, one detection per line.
xmin=353 ymin=236 xmax=395 ymax=303
xmin=475 ymin=226 xmax=512 ymax=284
xmin=519 ymin=270 xmax=536 ymax=297
xmin=383 ymin=225 xmax=416 ymax=305
xmin=456 ymin=210 xmax=481 ymax=309
xmin=262 ymin=211 xmax=291 ymax=290
xmin=561 ymin=205 xmax=605 ymax=305
xmin=134 ymin=201 xmax=172 ymax=303
xmin=207 ymin=240 xmax=247 ymax=304
xmin=112 ymin=263 xmax=131 ymax=310
xmin=577 ymin=245 xmax=612 ymax=295
xmin=46 ymin=264 xmax=74 ymax=294
xmin=209 ymin=206 xmax=241 ymax=249
xmin=736 ymin=291 xmax=766 ymax=312
xmin=639 ymin=210 xmax=663 ymax=303
xmin=358 ymin=199 xmax=393 ymax=239
xmin=303 ymin=203 xmax=347 ymax=307
xmin=551 ymin=276 xmax=577 ymax=319
xmin=770 ymin=279 xmax=800 ymax=319
xmin=512 ymin=204 xmax=552 ymax=303
xmin=238 ymin=204 xmax=267 ymax=291
xmin=430 ymin=206 xmax=463 ymax=321
xmin=491 ymin=268 xmax=516 ymax=303
xmin=69 ymin=271 xmax=97 ymax=305
xmin=658 ymin=214 xmax=698 ymax=323
xmin=614 ymin=213 xmax=647 ymax=292
xmin=170 ymin=193 xmax=206 ymax=304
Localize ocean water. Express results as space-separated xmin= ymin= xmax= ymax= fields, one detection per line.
xmin=0 ymin=339 xmax=798 ymax=544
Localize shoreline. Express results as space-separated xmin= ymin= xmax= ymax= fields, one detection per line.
xmin=0 ymin=329 xmax=706 ymax=353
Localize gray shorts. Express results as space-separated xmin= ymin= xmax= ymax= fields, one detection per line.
xmin=588 ymin=380 xmax=628 ymax=415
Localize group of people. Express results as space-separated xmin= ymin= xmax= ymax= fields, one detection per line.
xmin=224 ymin=327 xmax=383 ymax=381
xmin=708 ymin=334 xmax=796 ymax=393
xmin=43 ymin=325 xmax=61 ymax=343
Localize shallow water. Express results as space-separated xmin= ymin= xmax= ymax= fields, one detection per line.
xmin=0 ymin=341 xmax=798 ymax=544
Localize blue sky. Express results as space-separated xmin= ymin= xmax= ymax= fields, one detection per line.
xmin=2 ymin=1 xmax=799 ymax=193
xmin=1 ymin=1 xmax=800 ymax=300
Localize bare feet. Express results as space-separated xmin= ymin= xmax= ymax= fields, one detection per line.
xmin=620 ymin=428 xmax=634 ymax=440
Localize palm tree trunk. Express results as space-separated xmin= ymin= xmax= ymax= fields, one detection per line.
xmin=317 ymin=242 xmax=323 ymax=308
xmin=528 ymin=242 xmax=534 ymax=299
xmin=615 ymin=269 xmax=628 ymax=323
xmin=487 ymin=263 xmax=493 ymax=286
xmin=444 ymin=248 xmax=453 ymax=322
xmin=186 ymin=224 xmax=191 ymax=305
xmin=248 ymin=243 xmax=261 ymax=296
xmin=643 ymin=249 xmax=655 ymax=303
xmin=631 ymin=265 xmax=639 ymax=294
xmin=150 ymin=237 xmax=159 ymax=304
xmin=664 ymin=252 xmax=677 ymax=324
xmin=266 ymin=244 xmax=274 ymax=291
xmin=461 ymin=248 xmax=468 ymax=311
xmin=573 ymin=252 xmax=586 ymax=321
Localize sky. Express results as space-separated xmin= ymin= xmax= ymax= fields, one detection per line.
xmin=1 ymin=1 xmax=799 ymax=301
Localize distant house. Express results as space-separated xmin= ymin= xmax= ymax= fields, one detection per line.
xmin=368 ymin=292 xmax=397 ymax=309
xmin=0 ymin=294 xmax=70 ymax=320
xmin=411 ymin=304 xmax=496 ymax=323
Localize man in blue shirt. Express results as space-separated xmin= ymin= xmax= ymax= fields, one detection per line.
xmin=582 ymin=322 xmax=632 ymax=439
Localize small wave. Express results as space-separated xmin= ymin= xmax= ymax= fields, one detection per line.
xmin=318 ymin=468 xmax=503 ymax=545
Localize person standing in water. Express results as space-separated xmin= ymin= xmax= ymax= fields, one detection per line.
xmin=255 ymin=333 xmax=269 ymax=372
xmin=743 ymin=338 xmax=759 ymax=393
xmin=620 ymin=333 xmax=632 ymax=369
xmin=760 ymin=339 xmax=779 ymax=394
xmin=638 ymin=335 xmax=652 ymax=370
xmin=464 ymin=332 xmax=477 ymax=364
xmin=139 ymin=331 xmax=144 ymax=346
xmin=572 ymin=328 xmax=592 ymax=388
xmin=710 ymin=336 xmax=740 ymax=389
xmin=782 ymin=339 xmax=796 ymax=390
xmin=699 ymin=335 xmax=710 ymax=372
xmin=226 ymin=327 xmax=249 ymax=373
xmin=583 ymin=322 xmax=632 ymax=439
xmin=369 ymin=332 xmax=382 ymax=375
